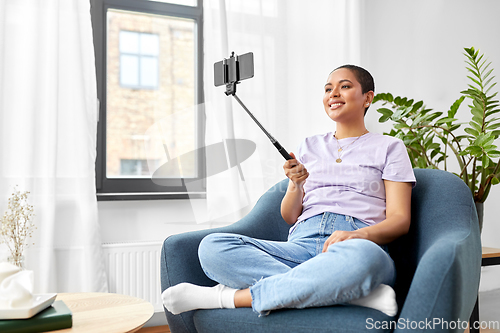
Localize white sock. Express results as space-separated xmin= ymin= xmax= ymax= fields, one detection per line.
xmin=348 ymin=284 xmax=398 ymax=316
xmin=162 ymin=283 xmax=237 ymax=315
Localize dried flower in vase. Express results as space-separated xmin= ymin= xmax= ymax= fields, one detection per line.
xmin=1 ymin=186 xmax=36 ymax=269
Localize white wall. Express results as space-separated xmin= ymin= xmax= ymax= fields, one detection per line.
xmin=360 ymin=0 xmax=500 ymax=291
xmin=98 ymin=198 xmax=232 ymax=244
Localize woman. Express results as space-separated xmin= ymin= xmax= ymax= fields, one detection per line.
xmin=162 ymin=65 xmax=415 ymax=317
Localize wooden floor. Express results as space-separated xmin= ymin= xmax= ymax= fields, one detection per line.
xmin=137 ymin=326 xmax=170 ymax=333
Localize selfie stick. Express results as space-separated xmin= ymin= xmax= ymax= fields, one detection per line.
xmin=220 ymin=53 xmax=293 ymax=161
xmin=232 ymin=94 xmax=293 ymax=161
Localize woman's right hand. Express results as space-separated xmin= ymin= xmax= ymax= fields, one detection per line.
xmin=283 ymin=152 xmax=309 ymax=187
xmin=281 ymin=152 xmax=308 ymax=224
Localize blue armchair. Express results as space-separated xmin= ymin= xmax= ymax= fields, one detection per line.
xmin=160 ymin=168 xmax=481 ymax=332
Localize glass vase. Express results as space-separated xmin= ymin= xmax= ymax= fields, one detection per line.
xmin=7 ymin=253 xmax=25 ymax=270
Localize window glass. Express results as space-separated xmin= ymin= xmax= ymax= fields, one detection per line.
xmin=119 ymin=31 xmax=139 ymax=53
xmin=120 ymin=54 xmax=139 ymax=86
xmin=140 ymin=57 xmax=158 ymax=87
xmin=118 ymin=31 xmax=159 ymax=89
xmin=107 ymin=9 xmax=196 ymax=179
xmin=140 ymin=33 xmax=159 ymax=55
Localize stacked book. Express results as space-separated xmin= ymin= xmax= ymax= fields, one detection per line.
xmin=0 ymin=299 xmax=72 ymax=333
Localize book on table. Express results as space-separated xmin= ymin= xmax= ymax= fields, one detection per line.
xmin=0 ymin=301 xmax=72 ymax=333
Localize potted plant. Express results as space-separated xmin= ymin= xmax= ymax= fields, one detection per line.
xmin=373 ymin=47 xmax=500 ymax=231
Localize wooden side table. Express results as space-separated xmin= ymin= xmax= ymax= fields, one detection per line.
xmin=469 ymin=247 xmax=500 ymax=333
xmin=50 ymin=293 xmax=154 ymax=333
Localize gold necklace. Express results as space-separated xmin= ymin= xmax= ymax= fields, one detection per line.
xmin=334 ymin=130 xmax=368 ymax=163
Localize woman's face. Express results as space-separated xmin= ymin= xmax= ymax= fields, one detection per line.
xmin=323 ymin=68 xmax=373 ymax=124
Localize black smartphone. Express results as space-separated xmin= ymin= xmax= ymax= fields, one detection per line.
xmin=214 ymin=52 xmax=254 ymax=87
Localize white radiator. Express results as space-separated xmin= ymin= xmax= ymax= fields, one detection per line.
xmin=102 ymin=241 xmax=164 ymax=312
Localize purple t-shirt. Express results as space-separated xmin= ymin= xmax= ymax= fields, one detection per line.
xmin=294 ymin=132 xmax=416 ymax=226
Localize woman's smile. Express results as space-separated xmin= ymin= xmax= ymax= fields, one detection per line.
xmin=328 ymin=100 xmax=345 ymax=110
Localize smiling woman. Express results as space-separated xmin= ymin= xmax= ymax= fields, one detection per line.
xmin=162 ymin=65 xmax=416 ymax=317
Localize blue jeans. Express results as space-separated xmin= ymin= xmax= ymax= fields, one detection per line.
xmin=198 ymin=212 xmax=396 ymax=315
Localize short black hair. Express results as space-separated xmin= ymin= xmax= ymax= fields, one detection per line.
xmin=332 ymin=64 xmax=375 ymax=114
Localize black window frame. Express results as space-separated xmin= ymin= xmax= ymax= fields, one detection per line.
xmin=90 ymin=0 xmax=205 ymax=201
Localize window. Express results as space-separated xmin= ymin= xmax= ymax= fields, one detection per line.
xmin=91 ymin=0 xmax=204 ymax=200
xmin=119 ymin=31 xmax=159 ymax=89
xmin=120 ymin=159 xmax=150 ymax=176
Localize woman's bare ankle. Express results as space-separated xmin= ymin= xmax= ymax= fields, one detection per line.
xmin=234 ymin=288 xmax=252 ymax=308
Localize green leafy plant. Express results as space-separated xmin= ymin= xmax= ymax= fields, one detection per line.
xmin=373 ymin=47 xmax=500 ymax=205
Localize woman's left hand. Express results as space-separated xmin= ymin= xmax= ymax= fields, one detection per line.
xmin=321 ymin=181 xmax=412 ymax=253
xmin=321 ymin=229 xmax=369 ymax=253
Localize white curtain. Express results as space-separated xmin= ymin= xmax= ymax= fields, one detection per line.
xmin=203 ymin=0 xmax=362 ymax=222
xmin=0 ymin=0 xmax=107 ymax=293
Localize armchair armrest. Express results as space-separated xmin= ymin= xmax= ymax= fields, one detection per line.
xmin=395 ymin=234 xmax=481 ymax=330
xmin=392 ymin=169 xmax=481 ymax=331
